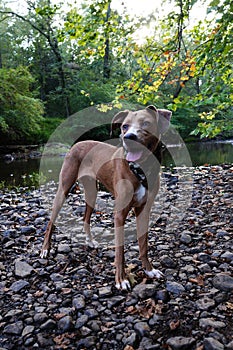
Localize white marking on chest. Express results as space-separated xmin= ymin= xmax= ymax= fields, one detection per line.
xmin=135 ymin=183 xmax=146 ymax=204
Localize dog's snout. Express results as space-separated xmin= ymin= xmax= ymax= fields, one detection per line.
xmin=124 ymin=133 xmax=137 ymax=141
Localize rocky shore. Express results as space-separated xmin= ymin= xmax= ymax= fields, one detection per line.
xmin=0 ymin=164 xmax=232 ymax=350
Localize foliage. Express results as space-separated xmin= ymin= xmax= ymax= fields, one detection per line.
xmin=0 ymin=66 xmax=44 ymax=143
xmin=0 ymin=0 xmax=232 ymax=144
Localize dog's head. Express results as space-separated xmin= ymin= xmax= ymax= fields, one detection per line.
xmin=111 ymin=105 xmax=172 ymax=162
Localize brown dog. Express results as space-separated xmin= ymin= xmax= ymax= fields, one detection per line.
xmin=41 ymin=105 xmax=172 ymax=289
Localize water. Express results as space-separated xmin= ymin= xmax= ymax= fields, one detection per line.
xmin=0 ymin=141 xmax=232 ymax=187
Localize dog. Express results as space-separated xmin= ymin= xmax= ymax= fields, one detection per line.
xmin=40 ymin=105 xmax=172 ymax=290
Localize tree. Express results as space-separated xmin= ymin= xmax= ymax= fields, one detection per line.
xmin=0 ymin=0 xmax=72 ymax=117
xmin=0 ymin=66 xmax=44 ymax=143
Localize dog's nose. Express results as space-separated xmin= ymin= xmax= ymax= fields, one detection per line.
xmin=124 ymin=133 xmax=137 ymax=141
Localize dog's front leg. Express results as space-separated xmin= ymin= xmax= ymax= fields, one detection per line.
xmin=135 ymin=207 xmax=164 ymax=280
xmin=114 ymin=210 xmax=131 ymax=290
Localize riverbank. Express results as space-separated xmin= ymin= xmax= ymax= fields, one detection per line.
xmin=0 ymin=164 xmax=233 ymax=349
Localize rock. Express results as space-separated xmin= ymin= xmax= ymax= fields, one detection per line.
xmin=73 ymin=295 xmax=85 ymax=310
xmin=160 ymin=255 xmax=177 ymax=268
xmin=180 ymin=232 xmax=192 ymax=244
xmin=199 ymin=318 xmax=226 ymax=329
xmin=57 ymin=316 xmax=73 ymax=331
xmin=123 ymin=331 xmax=138 ymax=347
xmin=133 ymin=284 xmax=158 ymax=299
xmin=76 ymin=336 xmax=97 ymax=349
xmin=10 ymin=279 xmax=29 ymax=292
xmin=98 ymin=286 xmax=113 ymax=297
xmin=203 ymin=337 xmax=224 ymax=350
xmin=22 ymin=325 xmax=35 ymax=337
xmin=40 ymin=319 xmax=56 ymax=330
xmin=57 ymin=244 xmax=71 ymax=253
xmin=4 ymin=321 xmax=24 ymax=335
xmin=20 ymin=225 xmax=36 ymax=234
xmin=15 ymin=259 xmax=34 ymax=277
xmin=196 ymin=296 xmax=215 ymax=310
xmin=226 ymin=341 xmax=233 ymax=350
xmin=107 ymin=296 xmax=125 ymax=308
xmin=75 ymin=314 xmax=89 ymax=329
xmin=166 ymin=281 xmax=185 ymax=295
xmin=166 ymin=336 xmax=196 ymax=349
xmin=134 ymin=322 xmax=150 ymax=337
xmin=212 ymin=273 xmax=233 ymax=292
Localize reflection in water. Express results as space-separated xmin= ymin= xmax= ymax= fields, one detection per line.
xmin=0 ymin=141 xmax=233 ymax=187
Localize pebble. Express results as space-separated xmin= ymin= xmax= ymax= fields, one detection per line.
xmin=166 ymin=336 xmax=196 ymax=349
xmin=0 ymin=165 xmax=232 ymax=349
xmin=15 ymin=259 xmax=34 ymax=277
xmin=166 ymin=281 xmax=185 ymax=295
xmin=212 ymin=273 xmax=233 ymax=292
xmin=10 ymin=279 xmax=29 ymax=292
xmin=203 ymin=337 xmax=224 ymax=350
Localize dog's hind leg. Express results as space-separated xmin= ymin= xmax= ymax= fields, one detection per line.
xmin=41 ymin=159 xmax=79 ymax=258
xmin=82 ymin=176 xmax=98 ymax=248
xmin=40 ymin=182 xmax=67 ymax=258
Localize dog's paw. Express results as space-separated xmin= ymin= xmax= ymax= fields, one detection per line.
xmin=115 ymin=279 xmax=131 ymax=291
xmin=40 ymin=249 xmax=48 ymax=259
xmin=86 ymin=237 xmax=99 ymax=249
xmin=145 ymin=268 xmax=164 ymax=279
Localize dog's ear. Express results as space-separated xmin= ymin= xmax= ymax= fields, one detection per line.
xmin=110 ymin=110 xmax=129 ymax=137
xmin=146 ymin=105 xmax=172 ymax=134
xmin=157 ymin=109 xmax=172 ymax=134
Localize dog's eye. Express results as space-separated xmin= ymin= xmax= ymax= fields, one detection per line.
xmin=122 ymin=124 xmax=129 ymax=131
xmin=143 ymin=121 xmax=151 ymax=127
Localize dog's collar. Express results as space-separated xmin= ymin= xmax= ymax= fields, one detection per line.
xmin=128 ymin=161 xmax=148 ymax=188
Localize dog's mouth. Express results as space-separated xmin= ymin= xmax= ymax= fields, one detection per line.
xmin=123 ymin=139 xmax=145 ymax=162
xmin=126 ymin=149 xmax=143 ymax=162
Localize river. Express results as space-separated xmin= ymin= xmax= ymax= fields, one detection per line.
xmin=0 ymin=140 xmax=232 ymax=187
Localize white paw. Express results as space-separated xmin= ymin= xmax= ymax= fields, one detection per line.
xmin=40 ymin=249 xmax=48 ymax=259
xmin=115 ymin=279 xmax=131 ymax=291
xmin=86 ymin=237 xmax=99 ymax=249
xmin=145 ymin=268 xmax=164 ymax=279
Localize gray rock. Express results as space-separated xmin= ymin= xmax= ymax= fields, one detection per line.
xmin=84 ymin=308 xmax=98 ymax=319
xmin=22 ymin=325 xmax=35 ymax=337
xmin=166 ymin=281 xmax=185 ymax=295
xmin=134 ymin=321 xmax=150 ymax=337
xmin=57 ymin=316 xmax=73 ymax=331
xmin=76 ymin=336 xmax=97 ymax=348
xmin=160 ymin=255 xmax=177 ymax=268
xmin=212 ymin=273 xmax=233 ymax=292
xmin=226 ymin=340 xmax=233 ymax=349
xmin=98 ymin=286 xmax=113 ymax=297
xmin=166 ymin=336 xmax=196 ymax=349
xmin=57 ymin=243 xmax=71 ymax=253
xmin=40 ymin=319 xmax=56 ymax=330
xmin=34 ymin=313 xmax=48 ymax=324
xmin=196 ymin=296 xmax=215 ymax=310
xmin=203 ymin=337 xmax=224 ymax=350
xmin=15 ymin=259 xmax=34 ymax=277
xmin=4 ymin=321 xmax=24 ymax=335
xmin=133 ymin=284 xmax=158 ymax=299
xmin=10 ymin=279 xmax=29 ymax=292
xmin=75 ymin=314 xmax=88 ymax=329
xmin=180 ymin=232 xmax=192 ymax=244
xmin=221 ymin=251 xmax=233 ymax=260
xmin=20 ymin=225 xmax=36 ymax=234
xmin=107 ymin=296 xmax=125 ymax=308
xmin=123 ymin=331 xmax=138 ymax=347
xmin=199 ymin=318 xmax=226 ymax=329
xmin=73 ymin=295 xmax=85 ymax=310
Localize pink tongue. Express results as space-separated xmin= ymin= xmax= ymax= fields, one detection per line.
xmin=126 ymin=151 xmax=143 ymax=162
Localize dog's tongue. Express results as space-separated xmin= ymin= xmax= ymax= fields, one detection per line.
xmin=126 ymin=150 xmax=143 ymax=162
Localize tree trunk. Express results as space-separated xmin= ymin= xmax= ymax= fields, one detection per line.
xmin=103 ymin=2 xmax=111 ymax=79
